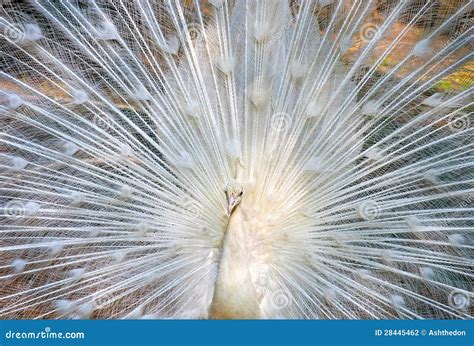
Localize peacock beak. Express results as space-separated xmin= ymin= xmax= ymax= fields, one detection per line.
xmin=226 ymin=195 xmax=237 ymax=216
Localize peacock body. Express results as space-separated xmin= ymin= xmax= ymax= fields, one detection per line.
xmin=0 ymin=0 xmax=472 ymax=319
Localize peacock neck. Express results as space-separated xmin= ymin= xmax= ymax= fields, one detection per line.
xmin=208 ymin=205 xmax=261 ymax=319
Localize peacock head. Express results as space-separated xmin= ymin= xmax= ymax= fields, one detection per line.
xmin=224 ymin=181 xmax=243 ymax=216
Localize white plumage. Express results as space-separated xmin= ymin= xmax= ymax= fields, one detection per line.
xmin=0 ymin=0 xmax=472 ymax=319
